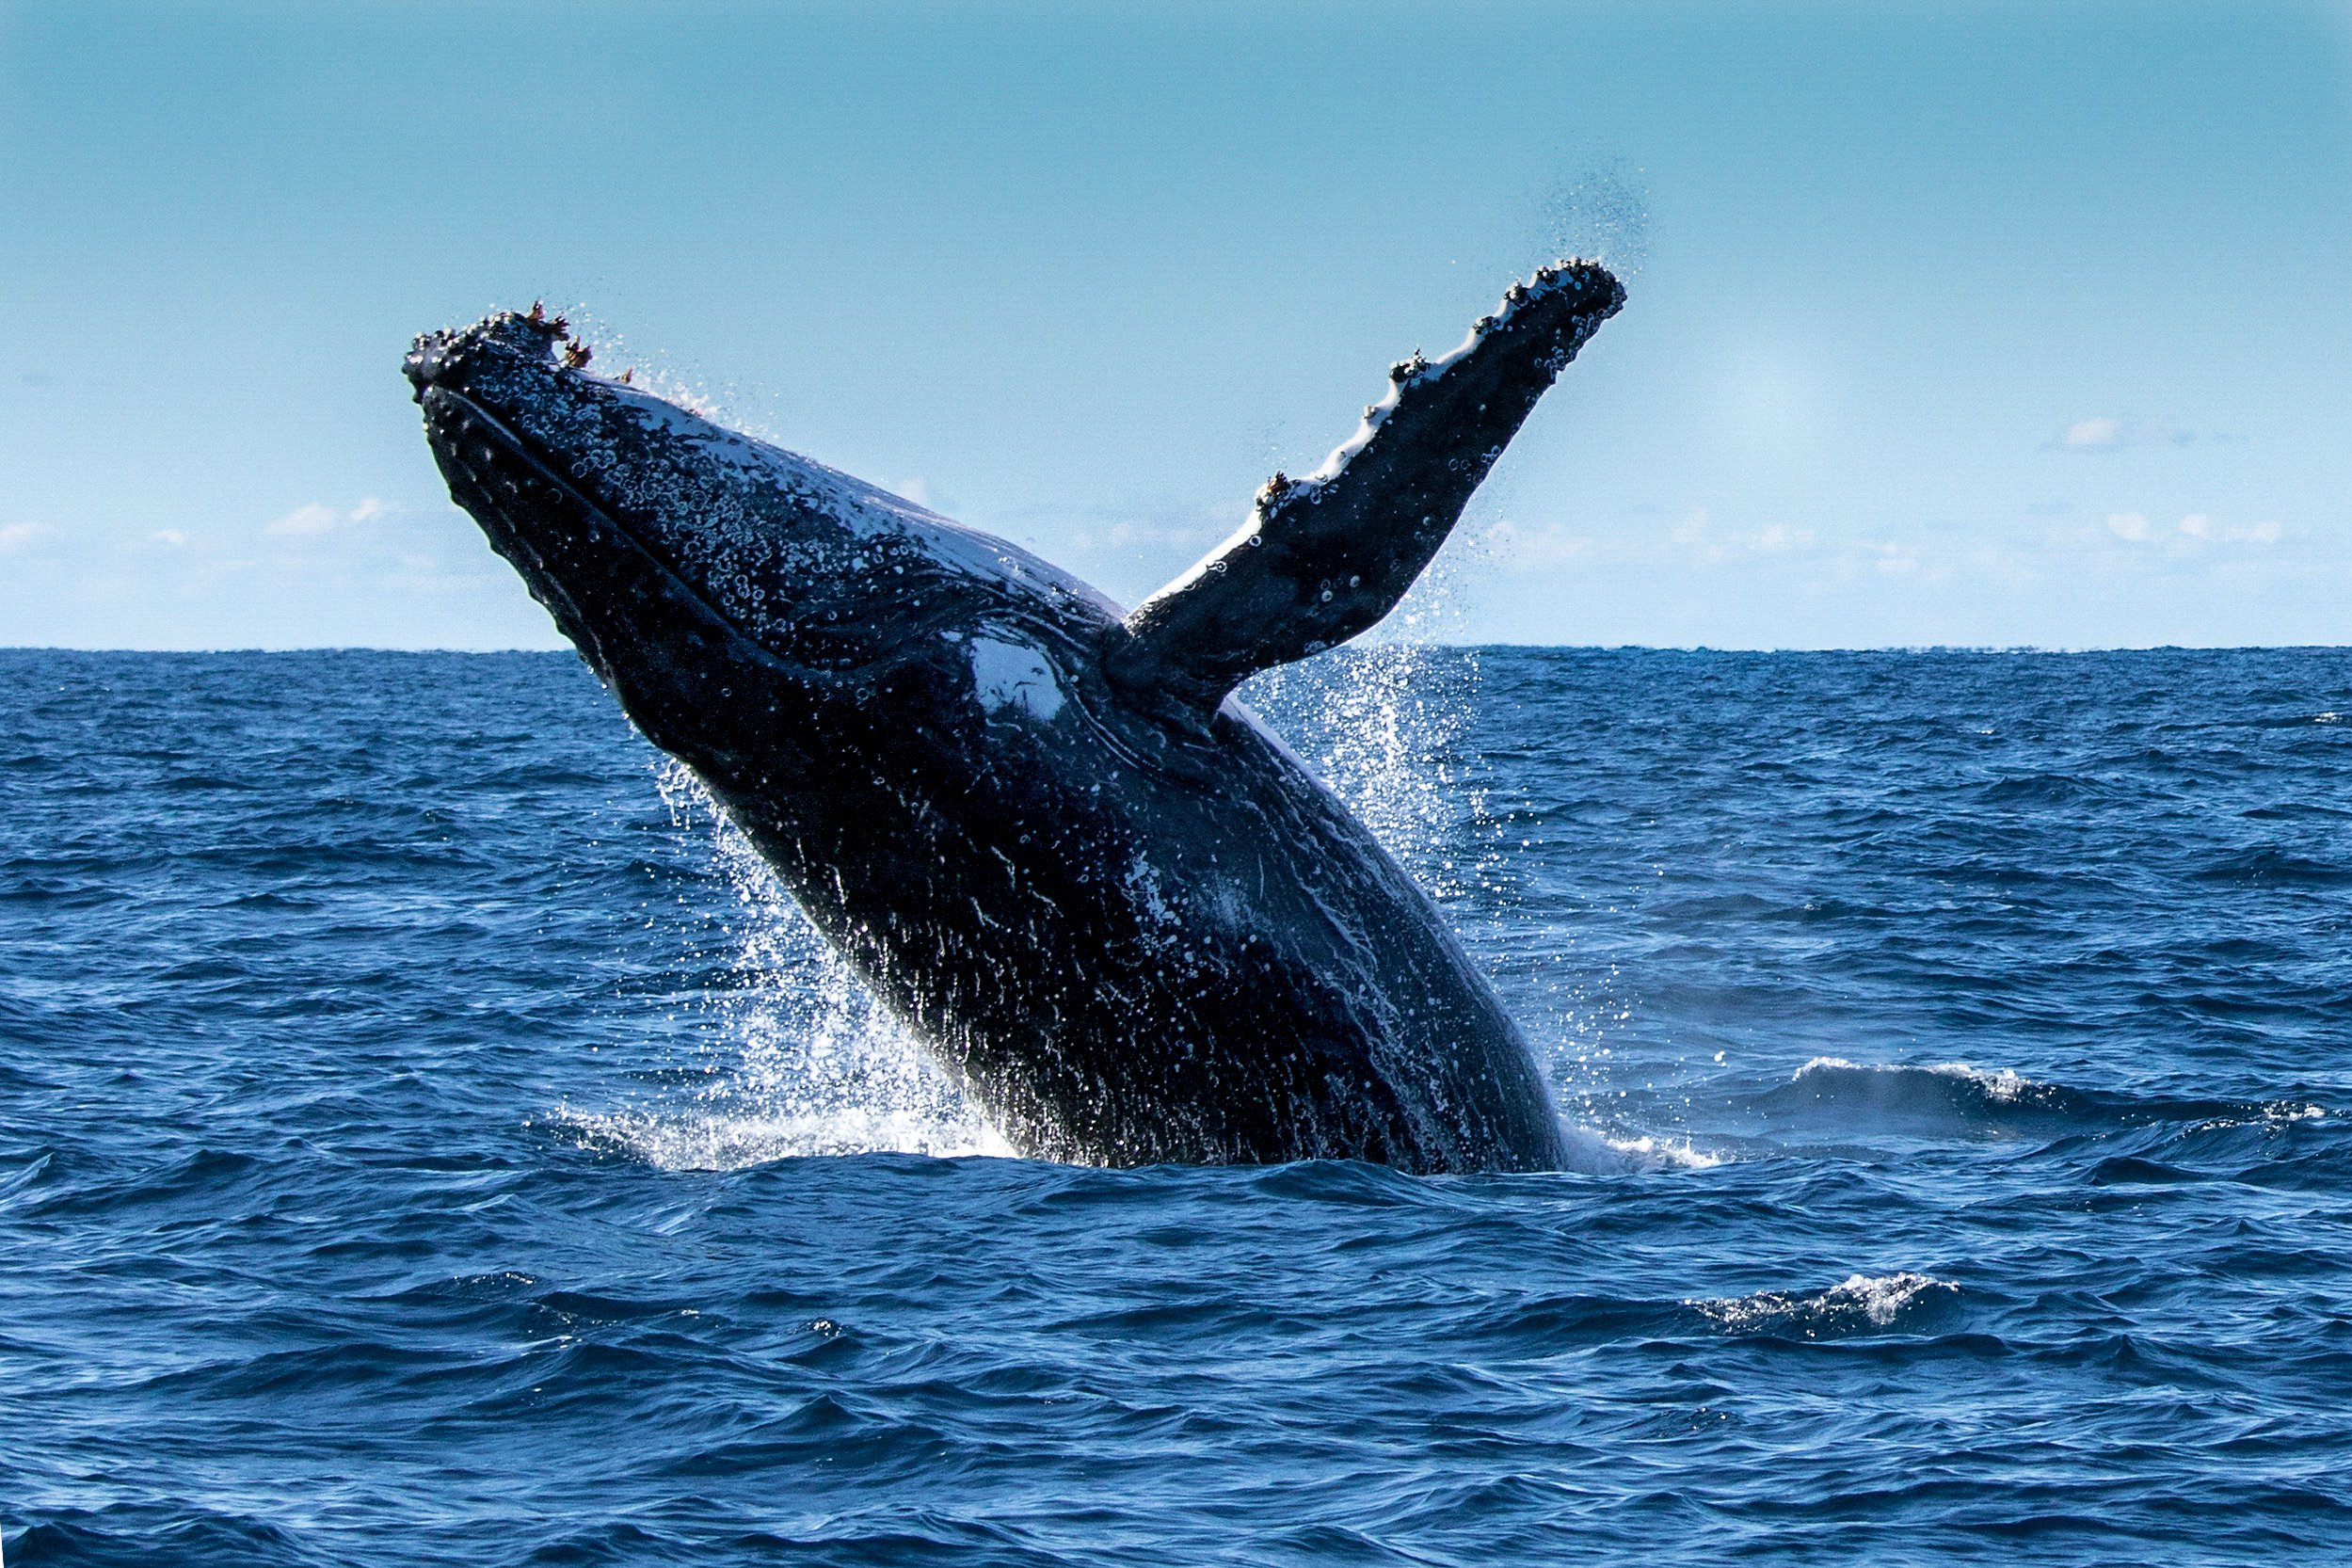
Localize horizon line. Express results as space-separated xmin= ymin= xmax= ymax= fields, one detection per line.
xmin=4 ymin=642 xmax=2345 ymax=657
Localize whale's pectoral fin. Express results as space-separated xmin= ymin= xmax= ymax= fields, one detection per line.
xmin=1106 ymin=260 xmax=1624 ymax=714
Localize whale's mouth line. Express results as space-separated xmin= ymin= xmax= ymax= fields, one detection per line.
xmin=426 ymin=385 xmax=923 ymax=698
xmin=424 ymin=387 xmax=652 ymax=558
xmin=424 ymin=386 xmax=809 ymax=682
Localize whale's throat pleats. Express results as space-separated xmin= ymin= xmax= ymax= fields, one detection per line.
xmin=1107 ymin=262 xmax=1623 ymax=714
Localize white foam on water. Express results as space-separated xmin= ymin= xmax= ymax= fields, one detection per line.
xmin=2189 ymin=1100 xmax=2329 ymax=1133
xmin=1691 ymin=1272 xmax=1958 ymax=1335
xmin=559 ymin=761 xmax=1008 ymax=1171
xmin=557 ymin=1101 xmax=1004 ymax=1169
xmin=1559 ymin=1122 xmax=1727 ymax=1174
xmin=1927 ymin=1062 xmax=2030 ymax=1100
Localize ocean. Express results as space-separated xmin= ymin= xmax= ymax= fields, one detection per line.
xmin=3 ymin=645 xmax=2348 ymax=1564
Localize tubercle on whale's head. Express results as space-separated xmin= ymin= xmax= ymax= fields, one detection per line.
xmin=404 ymin=303 xmax=580 ymax=413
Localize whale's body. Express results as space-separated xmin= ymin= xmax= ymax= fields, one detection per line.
xmin=408 ymin=264 xmax=1623 ymax=1171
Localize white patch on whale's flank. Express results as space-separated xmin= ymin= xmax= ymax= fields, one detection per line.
xmin=968 ymin=637 xmax=1065 ymax=722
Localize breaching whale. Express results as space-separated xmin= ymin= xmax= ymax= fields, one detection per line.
xmin=407 ymin=263 xmax=1624 ymax=1172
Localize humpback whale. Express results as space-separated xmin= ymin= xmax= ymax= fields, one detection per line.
xmin=407 ymin=263 xmax=1623 ymax=1172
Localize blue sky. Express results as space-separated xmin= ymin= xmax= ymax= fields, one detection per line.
xmin=2 ymin=1 xmax=2346 ymax=648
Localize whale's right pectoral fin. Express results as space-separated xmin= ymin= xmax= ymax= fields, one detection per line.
xmin=1104 ymin=260 xmax=1624 ymax=716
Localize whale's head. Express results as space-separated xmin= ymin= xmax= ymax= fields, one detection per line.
xmin=408 ymin=308 xmax=842 ymax=778
xmin=406 ymin=308 xmax=1122 ymax=792
xmin=407 ymin=311 xmax=776 ymax=678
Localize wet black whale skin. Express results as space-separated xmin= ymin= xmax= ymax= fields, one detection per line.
xmin=406 ymin=265 xmax=1623 ymax=1171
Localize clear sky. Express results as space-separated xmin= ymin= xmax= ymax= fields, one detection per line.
xmin=3 ymin=1 xmax=2347 ymax=649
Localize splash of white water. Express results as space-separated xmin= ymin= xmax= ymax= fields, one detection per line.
xmin=1690 ymin=1272 xmax=1958 ymax=1335
xmin=561 ymin=761 xmax=1007 ymax=1170
xmin=1253 ymin=641 xmax=1491 ymax=901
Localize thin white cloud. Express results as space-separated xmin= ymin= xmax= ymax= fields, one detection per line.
xmin=150 ymin=528 xmax=188 ymax=547
xmin=1656 ymin=503 xmax=1816 ymax=564
xmin=267 ymin=504 xmax=341 ymax=536
xmin=2179 ymin=514 xmax=2281 ymax=545
xmin=2052 ymin=416 xmax=2204 ymax=452
xmin=266 ymin=497 xmax=391 ymax=536
xmin=1661 ymin=506 xmax=1815 ymax=562
xmin=2108 ymin=510 xmax=2280 ymax=546
xmin=0 ymin=522 xmax=47 ymax=553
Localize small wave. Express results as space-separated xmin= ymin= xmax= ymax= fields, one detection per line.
xmin=1813 ymin=1056 xmax=2031 ymax=1097
xmin=2192 ymin=846 xmax=2352 ymax=888
xmin=0 ymin=1150 xmax=55 ymax=1199
xmin=1750 ymin=1056 xmax=2091 ymax=1136
xmin=1748 ymin=1056 xmax=2321 ymax=1143
xmin=1976 ymin=772 xmax=2109 ymax=807
xmin=11 ymin=1512 xmax=314 ymax=1568
xmin=1691 ymin=1272 xmax=1959 ymax=1336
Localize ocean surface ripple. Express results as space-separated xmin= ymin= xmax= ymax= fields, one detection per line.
xmin=4 ymin=646 xmax=2350 ymax=1564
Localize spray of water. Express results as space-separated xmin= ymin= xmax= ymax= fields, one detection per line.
xmin=1536 ymin=161 xmax=1651 ymax=279
xmin=1249 ymin=643 xmax=1488 ymax=902
xmin=561 ymin=761 xmax=1006 ymax=1169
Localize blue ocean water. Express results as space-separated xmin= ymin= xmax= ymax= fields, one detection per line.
xmin=3 ymin=645 xmax=2349 ymax=1565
